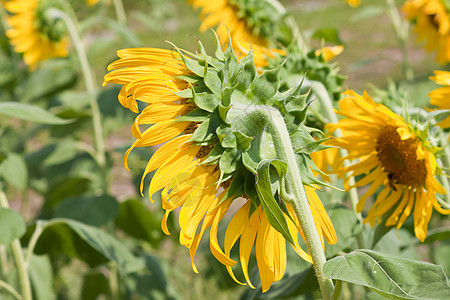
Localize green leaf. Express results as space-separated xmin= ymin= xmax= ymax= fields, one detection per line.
xmin=26 ymin=142 xmax=78 ymax=168
xmin=0 ymin=152 xmax=28 ymax=190
xmin=312 ymin=27 xmax=343 ymax=44
xmin=0 ymin=208 xmax=26 ymax=245
xmin=28 ymin=254 xmax=56 ymax=300
xmin=324 ymin=249 xmax=450 ymax=300
xmin=0 ymin=102 xmax=72 ymax=125
xmin=42 ymin=176 xmax=91 ymax=214
xmin=33 ymin=218 xmax=144 ymax=273
xmin=434 ymin=243 xmax=450 ymax=275
xmin=325 ymin=205 xmax=361 ymax=258
xmin=114 ymin=199 xmax=164 ymax=247
xmin=20 ymin=61 xmax=77 ymax=102
xmin=81 ymin=272 xmax=110 ymax=300
xmin=255 ymin=159 xmax=295 ymax=246
xmin=54 ymin=195 xmax=119 ymax=227
xmin=123 ymin=254 xmax=181 ymax=300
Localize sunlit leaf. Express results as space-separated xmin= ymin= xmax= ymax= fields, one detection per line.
xmin=0 ymin=102 xmax=72 ymax=125
xmin=324 ymin=249 xmax=450 ymax=299
xmin=0 ymin=208 xmax=26 ymax=245
xmin=54 ymin=195 xmax=119 ymax=227
xmin=33 ymin=218 xmax=144 ymax=273
xmin=0 ymin=152 xmax=28 ymax=190
xmin=28 ymin=254 xmax=56 ymax=300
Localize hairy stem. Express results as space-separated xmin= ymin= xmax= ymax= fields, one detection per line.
xmin=252 ymin=107 xmax=334 ymax=300
xmin=49 ymin=9 xmax=107 ymax=191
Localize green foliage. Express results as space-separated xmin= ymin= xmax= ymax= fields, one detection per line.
xmin=324 ymin=249 xmax=450 ymax=299
xmin=0 ymin=208 xmax=26 ymax=245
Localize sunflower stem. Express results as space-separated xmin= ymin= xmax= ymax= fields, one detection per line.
xmin=0 ymin=279 xmax=22 ymax=300
xmin=0 ymin=190 xmax=32 ymax=300
xmin=256 ymin=107 xmax=334 ymax=300
xmin=50 ymin=9 xmax=107 ymax=188
xmin=311 ymin=82 xmax=364 ymax=230
xmin=112 ymin=0 xmax=127 ymax=26
xmin=386 ymin=0 xmax=414 ymax=82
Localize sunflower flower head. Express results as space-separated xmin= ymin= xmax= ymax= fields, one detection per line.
xmin=103 ymin=32 xmax=336 ymax=292
xmin=5 ymin=0 xmax=69 ymax=70
xmin=429 ymin=70 xmax=450 ymax=129
xmin=189 ymin=0 xmax=291 ymax=68
xmin=326 ymin=90 xmax=449 ymax=242
xmin=403 ymin=0 xmax=450 ymax=64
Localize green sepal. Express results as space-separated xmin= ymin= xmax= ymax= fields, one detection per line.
xmin=192 ymin=89 xmax=220 ymax=113
xmin=250 ymin=64 xmax=282 ymax=105
xmin=284 ymin=83 xmax=311 ymax=124
xmin=297 ymin=154 xmax=343 ymax=191
xmin=204 ymin=69 xmax=222 ymax=97
xmin=219 ymin=147 xmax=240 ymax=175
xmin=201 ymin=144 xmax=225 ymax=165
xmin=219 ymin=168 xmax=246 ymax=200
xmin=177 ymin=109 xmax=210 ymax=122
xmin=255 ymin=159 xmax=296 ymax=246
xmin=291 ymin=126 xmax=332 ymax=154
xmin=221 ymin=84 xmax=237 ymax=107
xmin=165 ymin=41 xmax=204 ymax=76
xmin=189 ymin=112 xmax=222 ymax=143
xmin=175 ymin=74 xmax=203 ymax=85
xmin=174 ymin=85 xmax=208 ymax=98
xmin=242 ymin=151 xmax=258 ymax=174
xmin=218 ymin=103 xmax=232 ymax=123
xmin=197 ymin=39 xmax=223 ymax=70
xmin=216 ymin=125 xmax=236 ymax=148
xmin=244 ymin=172 xmax=260 ymax=205
xmin=234 ymin=131 xmax=253 ymax=151
xmin=222 ymin=49 xmax=239 ymax=86
xmin=211 ymin=29 xmax=225 ymax=61
xmin=234 ymin=49 xmax=257 ymax=92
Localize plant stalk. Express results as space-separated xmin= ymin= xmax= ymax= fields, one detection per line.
xmin=0 ymin=279 xmax=22 ymax=300
xmin=112 ymin=0 xmax=127 ymax=26
xmin=311 ymin=82 xmax=365 ymax=247
xmin=50 ymin=9 xmax=106 ymax=169
xmin=255 ymin=107 xmax=334 ymax=300
xmin=386 ymin=0 xmax=414 ymax=82
xmin=0 ymin=190 xmax=32 ymax=300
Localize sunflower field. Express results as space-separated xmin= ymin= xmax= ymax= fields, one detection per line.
xmin=1 ymin=0 xmax=450 ymax=299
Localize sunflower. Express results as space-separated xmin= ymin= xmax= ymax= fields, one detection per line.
xmin=346 ymin=0 xmax=361 ymax=7
xmin=103 ymin=35 xmax=336 ymax=291
xmin=403 ymin=0 xmax=450 ymax=64
xmin=188 ymin=0 xmax=286 ymax=68
xmin=429 ymin=70 xmax=450 ymax=128
xmin=326 ymin=90 xmax=449 ymax=242
xmin=5 ymin=0 xmax=69 ymax=70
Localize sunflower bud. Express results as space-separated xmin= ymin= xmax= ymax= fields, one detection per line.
xmin=5 ymin=0 xmax=69 ymax=69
